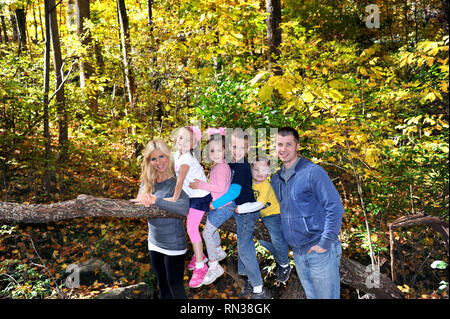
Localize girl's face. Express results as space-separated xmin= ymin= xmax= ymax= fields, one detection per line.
xmin=208 ymin=140 xmax=225 ymax=164
xmin=175 ymin=128 xmax=193 ymax=154
xmin=251 ymin=161 xmax=271 ymax=183
xmin=149 ymin=149 xmax=169 ymax=174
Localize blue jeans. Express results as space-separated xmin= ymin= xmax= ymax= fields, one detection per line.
xmin=292 ymin=241 xmax=342 ymax=299
xmin=207 ymin=202 xmax=235 ymax=228
xmin=258 ymin=214 xmax=290 ymax=266
xmin=234 ymin=211 xmax=263 ymax=288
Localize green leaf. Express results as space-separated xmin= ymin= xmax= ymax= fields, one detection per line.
xmin=258 ymin=84 xmax=273 ymax=102
xmin=431 ymin=260 xmax=448 ymax=270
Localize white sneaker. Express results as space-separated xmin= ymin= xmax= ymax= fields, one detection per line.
xmin=216 ymin=247 xmax=227 ymax=262
xmin=202 ymin=264 xmax=224 ymax=285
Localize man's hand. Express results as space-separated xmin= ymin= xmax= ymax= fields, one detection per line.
xmin=307 ymin=245 xmax=327 ymax=254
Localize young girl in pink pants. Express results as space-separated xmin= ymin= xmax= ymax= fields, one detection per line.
xmin=170 ymin=126 xmax=211 ymax=288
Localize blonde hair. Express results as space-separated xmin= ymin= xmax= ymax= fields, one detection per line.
xmin=140 ymin=138 xmax=175 ymax=194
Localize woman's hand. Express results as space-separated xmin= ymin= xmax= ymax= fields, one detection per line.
xmin=130 ymin=193 xmax=156 ymax=207
xmin=189 ymin=179 xmax=201 ymax=189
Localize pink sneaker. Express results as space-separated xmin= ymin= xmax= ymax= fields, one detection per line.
xmin=188 ymin=263 xmax=208 ymax=288
xmin=188 ymin=254 xmax=208 ymax=271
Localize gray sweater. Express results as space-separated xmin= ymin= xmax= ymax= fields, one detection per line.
xmin=138 ymin=178 xmax=190 ymax=252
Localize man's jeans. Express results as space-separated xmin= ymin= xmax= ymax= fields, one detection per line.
xmin=292 ymin=241 xmax=342 ymax=299
xmin=234 ymin=211 xmax=263 ymax=288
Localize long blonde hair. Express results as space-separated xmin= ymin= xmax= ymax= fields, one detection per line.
xmin=140 ymin=138 xmax=175 ymax=194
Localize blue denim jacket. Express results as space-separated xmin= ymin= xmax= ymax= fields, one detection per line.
xmin=271 ymin=157 xmax=344 ymax=253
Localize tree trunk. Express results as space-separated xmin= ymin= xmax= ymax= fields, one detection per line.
xmin=48 ymin=0 xmax=68 ymax=163
xmin=0 ymin=195 xmax=405 ymax=299
xmin=15 ymin=8 xmax=27 ymax=53
xmin=10 ymin=14 xmax=18 ymax=42
xmin=265 ymin=0 xmax=282 ymax=75
xmin=76 ymin=0 xmax=98 ymax=113
xmin=1 ymin=14 xmax=8 ymax=43
xmin=147 ymin=0 xmax=153 ymax=29
xmin=116 ymin=0 xmax=135 ymax=109
xmin=42 ymin=0 xmax=54 ymax=194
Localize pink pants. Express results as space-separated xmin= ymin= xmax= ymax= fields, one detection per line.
xmin=186 ymin=208 xmax=205 ymax=243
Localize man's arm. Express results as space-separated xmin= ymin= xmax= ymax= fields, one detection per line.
xmin=310 ymin=165 xmax=344 ymax=251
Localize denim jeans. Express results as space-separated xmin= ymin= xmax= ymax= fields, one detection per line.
xmin=292 ymin=241 xmax=342 ymax=299
xmin=207 ymin=202 xmax=235 ymax=228
xmin=258 ymin=214 xmax=290 ymax=267
xmin=234 ymin=211 xmax=263 ymax=288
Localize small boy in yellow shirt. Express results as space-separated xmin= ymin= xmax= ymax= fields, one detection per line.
xmin=236 ymin=156 xmax=291 ymax=283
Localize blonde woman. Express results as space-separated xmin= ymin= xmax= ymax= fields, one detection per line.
xmin=131 ymin=138 xmax=190 ymax=299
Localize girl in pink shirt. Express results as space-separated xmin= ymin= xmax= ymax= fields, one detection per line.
xmin=190 ymin=130 xmax=233 ymax=285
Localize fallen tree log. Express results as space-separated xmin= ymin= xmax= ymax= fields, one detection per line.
xmin=0 ymin=194 xmax=405 ymax=299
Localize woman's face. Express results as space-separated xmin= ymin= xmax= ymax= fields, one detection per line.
xmin=149 ymin=149 xmax=170 ymax=174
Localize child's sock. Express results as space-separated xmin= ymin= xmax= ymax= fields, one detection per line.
xmin=209 ymin=260 xmax=218 ymax=269
xmin=195 ymin=261 xmax=204 ymax=269
xmin=253 ymin=285 xmax=263 ymax=294
xmin=279 ymin=263 xmax=289 ymax=268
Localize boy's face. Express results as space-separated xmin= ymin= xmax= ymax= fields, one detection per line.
xmin=251 ymin=161 xmax=271 ymax=183
xmin=231 ymin=136 xmax=249 ymax=162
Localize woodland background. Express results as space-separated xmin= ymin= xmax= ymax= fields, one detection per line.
xmin=0 ymin=0 xmax=448 ymax=299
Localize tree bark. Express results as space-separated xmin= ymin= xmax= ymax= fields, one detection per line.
xmin=265 ymin=0 xmax=282 ymax=75
xmin=76 ymin=0 xmax=98 ymax=113
xmin=1 ymin=14 xmax=8 ymax=43
xmin=15 ymin=8 xmax=27 ymax=53
xmin=48 ymin=0 xmax=68 ymax=163
xmin=0 ymin=195 xmax=405 ymax=299
xmin=116 ymin=0 xmax=136 ymax=109
xmin=42 ymin=0 xmax=54 ymax=194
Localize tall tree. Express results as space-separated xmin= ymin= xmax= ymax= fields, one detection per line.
xmin=116 ymin=0 xmax=136 ymax=109
xmin=265 ymin=0 xmax=282 ymax=75
xmin=0 ymin=13 xmax=7 ymax=43
xmin=14 ymin=6 xmax=27 ymax=53
xmin=76 ymin=0 xmax=98 ymax=112
xmin=48 ymin=0 xmax=68 ymax=163
xmin=147 ymin=0 xmax=153 ymax=29
xmin=42 ymin=0 xmax=54 ymax=193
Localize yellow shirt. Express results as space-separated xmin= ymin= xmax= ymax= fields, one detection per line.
xmin=252 ymin=179 xmax=280 ymax=217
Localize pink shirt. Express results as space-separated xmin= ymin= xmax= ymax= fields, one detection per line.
xmin=197 ymin=161 xmax=231 ymax=203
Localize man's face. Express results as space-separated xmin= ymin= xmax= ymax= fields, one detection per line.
xmin=276 ymin=134 xmax=299 ymax=167
xmin=231 ymin=136 xmax=249 ymax=162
